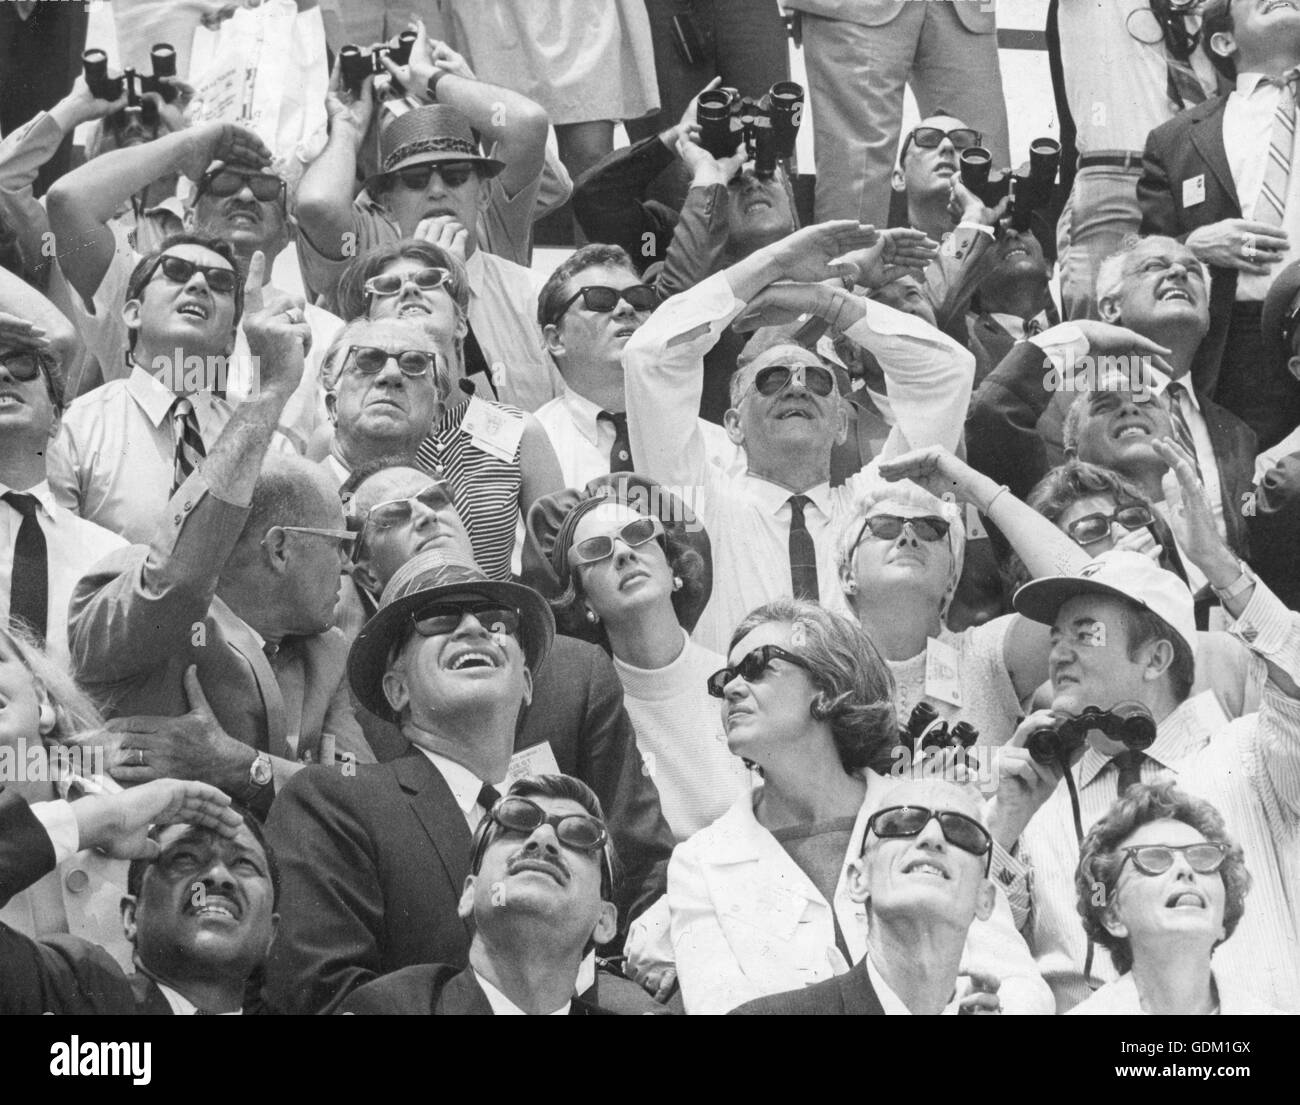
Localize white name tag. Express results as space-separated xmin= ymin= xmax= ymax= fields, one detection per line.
xmin=1182 ymin=174 xmax=1206 ymax=208
xmin=461 ymin=396 xmax=523 ymax=463
xmin=507 ymin=740 xmax=561 ymax=782
xmin=924 ymin=636 xmax=963 ymax=707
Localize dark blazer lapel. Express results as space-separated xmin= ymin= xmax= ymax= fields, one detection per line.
xmin=130 ymin=973 xmax=176 ymax=1015
xmin=839 ymin=961 xmax=887 ymax=1015
xmin=436 ymin=966 xmax=495 ymax=1014
xmin=391 ymin=749 xmax=472 ymax=894
xmin=1187 ymin=98 xmax=1240 ymax=212
xmin=1200 ymin=395 xmax=1256 ymax=556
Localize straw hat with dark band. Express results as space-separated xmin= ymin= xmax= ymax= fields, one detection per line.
xmin=364 ymin=104 xmax=505 ymax=194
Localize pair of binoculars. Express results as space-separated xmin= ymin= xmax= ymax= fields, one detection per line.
xmin=959 ymin=137 xmax=1061 ymax=233
xmin=340 ymin=32 xmax=418 ymax=97
xmin=83 ymin=44 xmax=179 ymax=106
xmin=898 ymin=702 xmax=980 ymax=756
xmin=1025 ymin=702 xmax=1156 ymax=766
xmin=697 ymin=82 xmax=804 ymax=179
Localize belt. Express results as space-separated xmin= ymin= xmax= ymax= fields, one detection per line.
xmin=1077 ymin=151 xmax=1144 ymax=171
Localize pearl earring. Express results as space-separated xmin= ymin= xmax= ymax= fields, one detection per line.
xmin=586 ymin=609 xmax=600 ymax=625
xmin=673 ymin=576 xmax=683 ymax=591
xmin=844 ymin=577 xmax=858 ymax=595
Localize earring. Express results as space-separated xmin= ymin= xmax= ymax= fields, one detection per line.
xmin=672 ymin=576 xmax=683 ymax=591
xmin=843 ymin=577 xmax=858 ymax=595
xmin=585 ymin=609 xmax=600 ymax=625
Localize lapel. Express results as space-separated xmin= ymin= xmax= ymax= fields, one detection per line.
xmin=391 ymin=749 xmax=472 ymax=896
xmin=1199 ymin=392 xmax=1253 ymax=554
xmin=838 ymin=960 xmax=887 ymax=1015
xmin=436 ymin=966 xmax=495 ymax=1014
xmin=1186 ymin=96 xmax=1240 ymax=213
xmin=130 ymin=973 xmax=175 ymax=1015
xmin=215 ymin=596 xmax=288 ymax=757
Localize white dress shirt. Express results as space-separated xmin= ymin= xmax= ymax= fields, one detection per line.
xmin=622 ymin=272 xmax=974 ymax=654
xmin=1224 ymin=73 xmax=1300 ymax=301
xmin=46 ymin=364 xmax=295 ymax=545
xmin=1 ymin=479 xmax=127 ymax=666
xmin=154 ymin=981 xmax=242 ymax=1016
xmin=1069 ymin=969 xmax=1284 ymax=1015
xmin=532 ymin=386 xmax=740 ymax=489
xmin=474 ymin=969 xmax=571 ymax=1016
xmin=412 ymin=745 xmax=500 ymax=831
xmin=865 ymin=955 xmax=959 ymax=1016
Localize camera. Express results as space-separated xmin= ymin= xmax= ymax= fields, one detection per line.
xmin=899 ymin=702 xmax=980 ymax=756
xmin=959 ymin=137 xmax=1061 ymax=232
xmin=697 ymin=82 xmax=804 ymax=178
xmin=83 ymin=44 xmax=180 ymax=105
xmin=1025 ymin=702 xmax=1156 ymax=766
xmin=340 ymin=32 xmax=419 ymax=97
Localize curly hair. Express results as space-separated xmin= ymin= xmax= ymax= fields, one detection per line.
xmin=727 ymin=599 xmax=897 ymax=776
xmin=1076 ymin=781 xmax=1250 ymax=976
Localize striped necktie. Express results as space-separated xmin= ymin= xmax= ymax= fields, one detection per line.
xmin=787 ymin=494 xmax=819 ymax=602
xmin=1253 ymin=69 xmax=1300 ymax=226
xmin=1164 ymin=381 xmax=1204 ymax=483
xmin=171 ymin=397 xmax=206 ymax=495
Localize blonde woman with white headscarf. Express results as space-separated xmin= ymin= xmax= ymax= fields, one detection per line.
xmin=838 ymin=445 xmax=1093 ymax=746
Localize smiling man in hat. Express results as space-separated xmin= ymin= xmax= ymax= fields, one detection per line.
xmin=980 ymin=437 xmax=1300 ymax=1012
xmin=294 ymin=44 xmax=561 ymax=411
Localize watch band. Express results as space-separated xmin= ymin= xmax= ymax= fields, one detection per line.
xmin=1212 ymin=561 xmax=1256 ymax=604
xmin=426 ymin=69 xmax=447 ymax=103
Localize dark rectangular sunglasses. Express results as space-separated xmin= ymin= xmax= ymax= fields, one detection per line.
xmin=411 ymin=601 xmax=521 ymax=640
xmin=706 ymin=644 xmax=810 ymax=698
xmin=363 ymin=267 xmax=453 ymax=299
xmin=866 ymin=805 xmax=993 ymax=870
xmin=852 ymin=514 xmax=950 ymax=554
xmin=393 ymin=161 xmax=476 ymax=190
xmin=1066 ymin=504 xmax=1154 ymax=546
xmin=0 ymin=349 xmax=53 ymax=383
xmin=751 ymin=363 xmax=837 ymax=399
xmin=346 ymin=346 xmax=436 ymax=377
xmin=489 ymin=795 xmax=609 ymax=852
xmin=151 ymin=254 xmax=238 ymax=296
xmin=899 ymin=126 xmax=982 ymax=162
xmin=1120 ymin=842 xmax=1227 ymax=877
xmin=200 ymin=167 xmax=286 ymax=204
xmin=556 ymin=284 xmax=658 ymax=323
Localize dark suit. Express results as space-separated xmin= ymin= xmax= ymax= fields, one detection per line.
xmin=341 ymin=963 xmax=613 ymax=1015
xmin=729 ymin=958 xmax=887 ymax=1015
xmin=1139 ymin=93 xmax=1300 ymax=448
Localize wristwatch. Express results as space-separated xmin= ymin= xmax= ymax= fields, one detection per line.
xmin=425 ymin=68 xmax=447 ymax=103
xmin=247 ymin=752 xmax=273 ymax=796
xmin=1211 ymin=560 xmax=1257 ymax=604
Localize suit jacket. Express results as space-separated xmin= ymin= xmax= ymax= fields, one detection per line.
xmin=340 ymin=963 xmax=613 ymax=1015
xmin=68 ymin=470 xmax=374 ymax=802
xmin=1138 ymin=94 xmax=1240 ymax=398
xmin=730 ymin=957 xmax=886 ymax=1015
xmin=356 ymin=634 xmax=674 ymax=938
xmin=782 ymin=0 xmax=995 ymax=33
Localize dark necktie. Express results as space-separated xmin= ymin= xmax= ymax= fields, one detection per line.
xmin=1113 ymin=749 xmax=1148 ymax=798
xmin=597 ymin=410 xmax=634 ymax=473
xmin=1164 ymin=381 xmax=1205 ymax=483
xmin=787 ymin=494 xmax=819 ymax=602
xmin=477 ymin=781 xmax=501 ymax=815
xmin=3 ymin=492 xmax=48 ymax=645
xmin=171 ymin=397 xmax=206 ymax=496
xmin=462 ymin=323 xmax=500 ymax=399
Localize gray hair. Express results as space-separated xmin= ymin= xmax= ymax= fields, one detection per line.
xmin=1095 ymin=236 xmax=1212 ymax=312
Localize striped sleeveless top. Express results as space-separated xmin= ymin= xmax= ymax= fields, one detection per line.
xmin=414 ymin=396 xmax=523 ymax=581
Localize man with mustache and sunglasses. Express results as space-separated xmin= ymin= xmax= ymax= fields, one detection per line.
xmin=623 ymin=219 xmax=975 ymax=654
xmin=733 ymin=778 xmax=1002 ymax=1015
xmin=341 ymin=774 xmax=619 ymax=1015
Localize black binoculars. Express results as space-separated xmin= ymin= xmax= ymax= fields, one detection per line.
xmin=959 ymin=137 xmax=1061 ymax=233
xmin=1025 ymin=702 xmax=1156 ymax=767
xmin=899 ymin=702 xmax=980 ymax=757
xmin=340 ymin=32 xmax=419 ymax=97
xmin=83 ymin=44 xmax=179 ymax=106
xmin=696 ymin=81 xmax=804 ymax=178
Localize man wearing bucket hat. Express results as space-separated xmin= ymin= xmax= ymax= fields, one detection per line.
xmin=982 ymin=437 xmax=1300 ymax=1012
xmin=294 ymin=42 xmax=562 ymax=410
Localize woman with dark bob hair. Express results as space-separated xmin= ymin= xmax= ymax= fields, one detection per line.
xmin=1070 ymin=781 xmax=1276 ymax=1014
xmin=525 ymin=475 xmax=749 ymax=841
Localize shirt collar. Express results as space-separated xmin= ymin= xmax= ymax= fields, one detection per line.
xmin=1237 ymin=71 xmax=1285 ymax=95
xmin=1144 ymin=363 xmax=1202 ymax=413
xmin=740 ymin=473 xmax=833 ymax=518
xmin=412 ymin=745 xmax=496 ymax=816
xmin=153 ymin=980 xmax=242 ymax=1016
xmin=864 ymin=955 xmax=958 ymax=1015
xmin=125 ymin=362 xmax=222 ymax=430
xmin=1077 ymin=692 xmax=1221 ymax=788
xmin=473 ymin=969 xmax=571 ymax=1016
xmin=560 ymin=387 xmax=607 ymax=446
xmin=0 ymin=478 xmax=56 ymax=518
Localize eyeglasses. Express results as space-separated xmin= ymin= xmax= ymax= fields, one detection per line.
xmin=410 ymin=600 xmax=522 ymax=640
xmin=262 ymin=525 xmax=356 ymax=561
xmin=199 ymin=168 xmax=286 ymax=204
xmin=0 ymin=349 xmax=52 ymax=383
xmin=344 ymin=346 xmax=436 ymax=378
xmin=899 ymin=126 xmax=982 ymax=163
xmin=866 ymin=805 xmax=993 ymax=871
xmin=747 ymin=363 xmax=837 ymax=399
xmin=851 ymin=513 xmax=951 ymax=554
xmin=364 ymin=483 xmax=456 ymax=532
xmin=569 ymin=515 xmax=665 ymax=567
xmin=1119 ymin=842 xmax=1228 ymax=877
xmin=1065 ymin=504 xmax=1155 ymax=546
xmin=706 ymin=643 xmax=811 ymax=698
xmin=486 ymin=795 xmax=609 ymax=853
xmin=363 ymin=267 xmax=454 ymax=299
xmin=149 ymin=254 xmax=238 ymax=296
xmin=392 ymin=161 xmax=476 ymax=191
xmin=553 ymin=284 xmax=658 ymax=325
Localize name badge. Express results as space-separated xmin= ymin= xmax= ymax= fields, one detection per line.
xmin=507 ymin=740 xmax=561 ymax=782
xmin=1182 ymin=174 xmax=1206 ymax=208
xmin=461 ymin=396 xmax=523 ymax=463
xmin=924 ymin=636 xmax=963 ymax=707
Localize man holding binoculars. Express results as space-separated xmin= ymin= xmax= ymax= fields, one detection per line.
xmin=985 ymin=436 xmax=1300 ymax=1013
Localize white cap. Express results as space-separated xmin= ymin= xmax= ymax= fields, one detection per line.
xmin=1012 ymin=550 xmax=1197 ymax=657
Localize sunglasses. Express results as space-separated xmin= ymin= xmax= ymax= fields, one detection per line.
xmin=852 ymin=513 xmax=950 ymax=554
xmin=199 ymin=168 xmax=286 ymax=204
xmin=392 ymin=161 xmax=476 ymax=191
xmin=1119 ymin=842 xmax=1228 ymax=877
xmin=363 ymin=267 xmax=453 ymax=299
xmin=748 ymin=363 xmax=837 ymax=399
xmin=866 ymin=805 xmax=993 ymax=871
xmin=706 ymin=643 xmax=811 ymax=698
xmin=1065 ymin=504 xmax=1154 ymax=546
xmin=345 ymin=346 xmax=436 ymax=378
xmin=477 ymin=795 xmax=615 ymax=893
xmin=364 ymin=483 xmax=455 ymax=532
xmin=554 ymin=284 xmax=658 ymax=325
xmin=0 ymin=349 xmax=52 ymax=383
xmin=570 ymin=515 xmax=665 ymax=568
xmin=411 ymin=600 xmax=522 ymax=640
xmin=150 ymin=254 xmax=238 ymax=296
xmin=899 ymin=126 xmax=982 ymax=163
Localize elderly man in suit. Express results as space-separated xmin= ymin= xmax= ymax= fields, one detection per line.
xmin=786 ymin=0 xmax=1010 ymax=227
xmin=68 ymin=263 xmax=372 ymax=816
xmin=1138 ymin=0 xmax=1300 ymax=449
xmin=342 ymin=773 xmax=619 ymax=1015
xmin=0 ymin=779 xmax=275 ymax=1016
xmin=732 ymin=777 xmax=1000 ymax=1015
